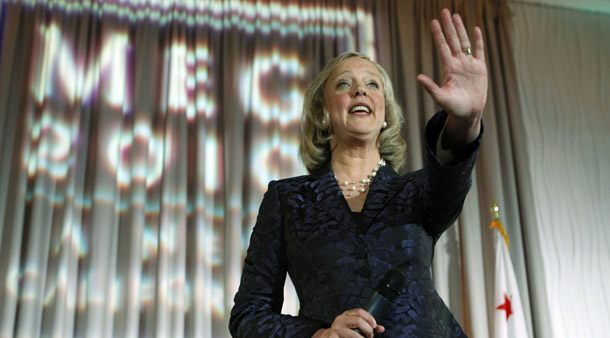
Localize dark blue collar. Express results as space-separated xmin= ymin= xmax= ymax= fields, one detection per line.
xmin=307 ymin=163 xmax=402 ymax=234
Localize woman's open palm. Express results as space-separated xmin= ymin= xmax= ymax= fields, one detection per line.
xmin=417 ymin=8 xmax=488 ymax=120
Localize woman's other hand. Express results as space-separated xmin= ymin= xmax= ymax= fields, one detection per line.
xmin=312 ymin=308 xmax=385 ymax=338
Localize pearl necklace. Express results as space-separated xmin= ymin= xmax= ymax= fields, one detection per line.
xmin=335 ymin=159 xmax=386 ymax=197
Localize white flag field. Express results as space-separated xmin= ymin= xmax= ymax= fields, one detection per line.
xmin=493 ymin=226 xmax=529 ymax=338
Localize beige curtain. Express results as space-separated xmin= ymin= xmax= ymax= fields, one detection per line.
xmin=373 ymin=1 xmax=535 ymax=336
xmin=0 ymin=0 xmax=564 ymax=337
xmin=508 ymin=2 xmax=610 ymax=337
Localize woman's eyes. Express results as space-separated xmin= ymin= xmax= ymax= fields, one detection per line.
xmin=336 ymin=81 xmax=380 ymax=89
xmin=337 ymin=81 xmax=349 ymax=88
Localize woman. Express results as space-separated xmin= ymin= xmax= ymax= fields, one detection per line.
xmin=230 ymin=8 xmax=487 ymax=338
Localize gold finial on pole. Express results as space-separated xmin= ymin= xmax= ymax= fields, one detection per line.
xmin=489 ymin=201 xmax=509 ymax=249
xmin=491 ymin=201 xmax=500 ymax=220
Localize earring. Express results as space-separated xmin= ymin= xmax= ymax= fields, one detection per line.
xmin=322 ymin=119 xmax=326 ymax=125
xmin=382 ymin=121 xmax=388 ymax=128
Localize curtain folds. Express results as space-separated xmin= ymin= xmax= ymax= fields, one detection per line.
xmin=373 ymin=1 xmax=534 ymax=337
xmin=0 ymin=1 xmax=378 ymax=337
xmin=0 ymin=0 xmax=543 ymax=337
xmin=508 ymin=3 xmax=610 ymax=337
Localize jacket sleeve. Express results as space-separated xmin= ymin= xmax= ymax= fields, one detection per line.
xmin=420 ymin=111 xmax=483 ymax=237
xmin=229 ymin=181 xmax=328 ymax=338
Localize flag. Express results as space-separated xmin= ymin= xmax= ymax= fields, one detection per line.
xmin=490 ymin=203 xmax=529 ymax=338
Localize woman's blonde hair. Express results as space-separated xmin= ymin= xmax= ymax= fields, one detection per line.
xmin=299 ymin=51 xmax=407 ymax=173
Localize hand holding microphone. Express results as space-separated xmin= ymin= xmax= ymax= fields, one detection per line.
xmin=313 ymin=269 xmax=406 ymax=338
xmin=353 ymin=269 xmax=406 ymax=337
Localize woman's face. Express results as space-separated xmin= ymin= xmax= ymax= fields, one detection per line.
xmin=323 ymin=57 xmax=386 ymax=145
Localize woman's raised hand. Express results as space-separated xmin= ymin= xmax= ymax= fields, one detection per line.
xmin=417 ymin=8 xmax=488 ymax=123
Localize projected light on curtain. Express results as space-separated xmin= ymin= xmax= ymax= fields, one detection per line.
xmin=0 ymin=1 xmax=375 ymax=337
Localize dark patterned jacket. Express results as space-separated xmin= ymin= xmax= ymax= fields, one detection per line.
xmin=230 ymin=112 xmax=481 ymax=337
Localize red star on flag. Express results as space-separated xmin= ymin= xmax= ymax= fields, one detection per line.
xmin=496 ymin=293 xmax=513 ymax=321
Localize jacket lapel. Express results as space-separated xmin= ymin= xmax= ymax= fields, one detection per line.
xmin=307 ymin=164 xmax=356 ymax=229
xmin=358 ymin=165 xmax=402 ymax=234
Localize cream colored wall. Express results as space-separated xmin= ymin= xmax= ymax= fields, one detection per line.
xmin=510 ymin=0 xmax=610 ymax=14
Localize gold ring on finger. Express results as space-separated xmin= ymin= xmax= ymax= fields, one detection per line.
xmin=462 ymin=47 xmax=472 ymax=55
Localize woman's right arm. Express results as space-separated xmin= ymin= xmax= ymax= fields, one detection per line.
xmin=229 ymin=181 xmax=327 ymax=337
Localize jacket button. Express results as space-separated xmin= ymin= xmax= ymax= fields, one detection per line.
xmin=355 ymin=246 xmax=368 ymax=259
xmin=360 ymin=286 xmax=374 ymax=298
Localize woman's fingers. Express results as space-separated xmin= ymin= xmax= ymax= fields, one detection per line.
xmin=440 ymin=8 xmax=461 ymax=54
xmin=325 ymin=308 xmax=385 ymax=337
xmin=342 ymin=309 xmax=377 ymax=337
xmin=473 ymin=26 xmax=485 ymax=61
xmin=431 ymin=19 xmax=452 ymax=62
xmin=348 ymin=309 xmax=377 ymax=325
xmin=452 ymin=13 xmax=472 ymax=52
xmin=433 ymin=9 xmax=478 ymax=61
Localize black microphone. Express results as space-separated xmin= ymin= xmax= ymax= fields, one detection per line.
xmin=354 ymin=269 xmax=406 ymax=337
